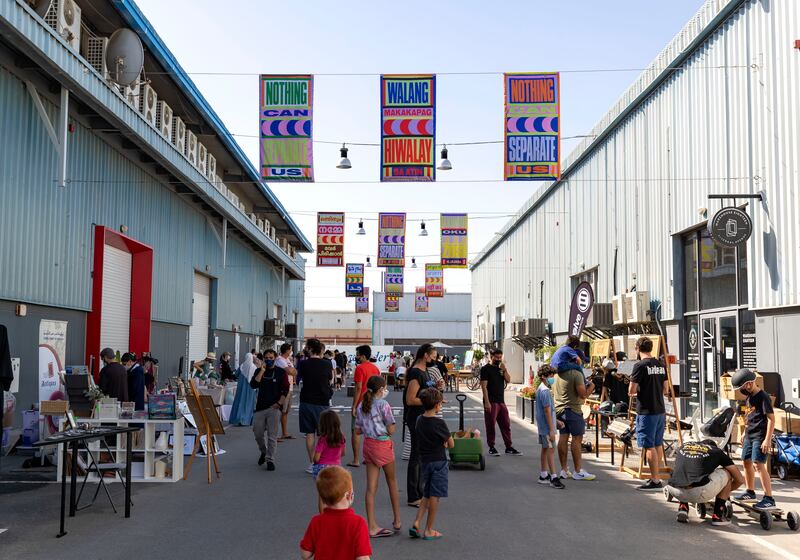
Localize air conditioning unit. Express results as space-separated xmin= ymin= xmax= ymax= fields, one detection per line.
xmin=625 ymin=291 xmax=650 ymax=324
xmin=248 ymin=213 xmax=257 ymax=223
xmin=215 ymin=176 xmax=225 ymax=193
xmin=269 ymin=226 xmax=276 ymax=241
xmin=125 ymin=79 xmax=141 ymax=108
xmin=171 ymin=116 xmax=186 ymax=153
xmin=262 ymin=218 xmax=270 ymax=233
xmin=526 ymin=318 xmax=548 ymax=337
xmin=45 ymin=0 xmax=82 ymax=50
xmin=511 ymin=321 xmax=518 ymax=337
xmin=256 ymin=219 xmax=264 ymax=231
xmin=227 ymin=191 xmax=239 ymax=208
xmin=264 ymin=319 xmax=284 ymax=337
xmin=185 ymin=130 xmax=197 ymax=166
xmin=612 ymin=294 xmax=626 ymax=325
xmin=197 ymin=142 xmax=207 ymax=174
xmin=85 ymin=36 xmax=109 ymax=79
xmin=155 ymin=101 xmax=173 ymax=139
xmin=285 ymin=324 xmax=298 ymax=339
xmin=138 ymin=83 xmax=158 ymax=127
xmin=238 ymin=202 xmax=246 ymax=213
xmin=588 ymin=303 xmax=613 ymax=327
xmin=206 ymin=154 xmax=217 ymax=181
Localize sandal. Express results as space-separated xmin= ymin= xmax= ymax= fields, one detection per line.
xmin=409 ymin=526 xmax=421 ymax=539
xmin=282 ymin=434 xmax=295 ymax=440
xmin=346 ymin=462 xmax=361 ymax=468
xmin=370 ymin=528 xmax=394 ymax=538
xmin=392 ymin=523 xmax=402 ymax=533
xmin=422 ymin=531 xmax=443 ymax=541
xmin=407 ymin=501 xmax=421 ymax=508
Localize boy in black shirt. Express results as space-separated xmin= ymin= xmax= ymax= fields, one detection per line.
xmin=410 ymin=389 xmax=454 ymax=541
xmin=731 ymin=368 xmax=777 ymax=510
xmin=629 ymin=337 xmax=670 ymax=491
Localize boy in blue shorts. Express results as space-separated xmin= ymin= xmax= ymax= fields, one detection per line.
xmin=535 ymin=364 xmax=565 ymax=489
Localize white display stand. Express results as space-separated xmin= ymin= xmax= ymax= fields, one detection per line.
xmin=57 ymin=418 xmax=184 ymax=483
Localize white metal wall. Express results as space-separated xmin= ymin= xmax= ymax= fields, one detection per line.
xmin=189 ymin=273 xmax=211 ymax=362
xmin=372 ymin=291 xmax=471 ymax=344
xmin=471 ymin=0 xmax=800 ymax=336
xmin=100 ymin=245 xmax=132 ymax=353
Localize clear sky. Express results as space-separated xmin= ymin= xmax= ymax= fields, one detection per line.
xmin=135 ymin=0 xmax=705 ymax=311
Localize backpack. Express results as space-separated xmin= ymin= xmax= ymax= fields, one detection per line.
xmin=701 ymin=406 xmax=734 ymax=438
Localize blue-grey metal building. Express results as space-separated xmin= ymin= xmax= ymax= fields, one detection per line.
xmin=0 ymin=0 xmax=312 ymax=423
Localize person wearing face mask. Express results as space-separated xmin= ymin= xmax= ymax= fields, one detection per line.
xmin=535 ymin=364 xmax=565 ymax=489
xmin=350 ymin=345 xmax=381 ymax=468
xmin=480 ymin=348 xmax=521 ymax=457
xmin=121 ymin=353 xmax=145 ymax=411
xmin=250 ymin=349 xmax=289 ymax=471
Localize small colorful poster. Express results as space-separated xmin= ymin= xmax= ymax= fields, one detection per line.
xmin=380 ymin=75 xmax=436 ymax=182
xmin=345 ymin=263 xmax=364 ymax=297
xmin=425 ymin=263 xmax=444 ymax=298
xmin=384 ymin=267 xmax=404 ymax=296
xmin=377 ymin=212 xmax=406 ymax=267
xmin=504 ymin=73 xmax=560 ymax=181
xmin=316 ymin=212 xmax=344 ymax=266
xmin=385 ymin=295 xmax=400 ymax=312
xmin=440 ymin=213 xmax=468 ymax=268
xmin=260 ymin=74 xmax=314 ymax=181
xmin=356 ymin=287 xmax=370 ymax=313
xmin=415 ymin=287 xmax=429 ymax=312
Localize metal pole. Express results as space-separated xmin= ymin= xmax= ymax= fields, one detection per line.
xmin=58 ymin=88 xmax=69 ymax=188
xmin=222 ymin=219 xmax=227 ymax=269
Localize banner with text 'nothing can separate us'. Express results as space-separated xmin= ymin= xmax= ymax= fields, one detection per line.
xmin=440 ymin=213 xmax=468 ymax=268
xmin=316 ymin=212 xmax=344 ymax=266
xmin=260 ymin=75 xmax=313 ymax=181
xmin=384 ymin=267 xmax=404 ymax=297
xmin=377 ymin=213 xmax=406 ymax=267
xmin=504 ymin=73 xmax=560 ymax=181
xmin=381 ymin=75 xmax=436 ymax=181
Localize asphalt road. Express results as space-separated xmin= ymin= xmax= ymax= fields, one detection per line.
xmin=2 ymin=388 xmax=799 ymax=559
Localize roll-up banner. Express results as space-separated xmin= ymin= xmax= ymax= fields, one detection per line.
xmin=260 ymin=74 xmax=314 ymax=181
xmin=567 ymin=281 xmax=594 ymax=338
xmin=377 ymin=212 xmax=406 ymax=267
xmin=440 ymin=213 xmax=468 ymax=268
xmin=356 ymin=287 xmax=370 ymax=313
xmin=345 ymin=263 xmax=364 ymax=297
xmin=425 ymin=264 xmax=444 ymax=298
xmin=380 ymin=75 xmax=436 ymax=181
xmin=316 ymin=212 xmax=344 ymax=266
xmin=415 ymin=287 xmax=429 ymax=312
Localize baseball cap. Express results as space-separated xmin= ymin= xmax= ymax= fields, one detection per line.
xmin=602 ymin=358 xmax=616 ymax=370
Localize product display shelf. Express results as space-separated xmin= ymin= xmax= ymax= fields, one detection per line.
xmin=56 ymin=417 xmax=184 ymax=483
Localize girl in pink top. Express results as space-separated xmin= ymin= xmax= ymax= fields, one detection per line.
xmin=313 ymin=410 xmax=346 ymax=512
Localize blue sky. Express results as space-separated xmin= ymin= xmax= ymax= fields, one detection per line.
xmin=136 ymin=0 xmax=705 ymax=311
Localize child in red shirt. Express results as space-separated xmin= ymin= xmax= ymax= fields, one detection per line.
xmin=301 ymin=466 xmax=371 ymax=560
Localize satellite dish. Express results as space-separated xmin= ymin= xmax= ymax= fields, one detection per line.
xmin=105 ymin=28 xmax=144 ymax=87
xmin=27 ymin=0 xmax=51 ymax=18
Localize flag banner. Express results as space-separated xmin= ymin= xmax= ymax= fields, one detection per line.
xmin=316 ymin=212 xmax=344 ymax=266
xmin=504 ymin=73 xmax=560 ymax=181
xmin=567 ymin=281 xmax=594 ymax=338
xmin=260 ymin=75 xmax=314 ymax=181
xmin=380 ymin=75 xmax=436 ymax=182
xmin=356 ymin=287 xmax=370 ymax=313
xmin=385 ymin=294 xmax=400 ymax=312
xmin=425 ymin=263 xmax=444 ymax=298
xmin=377 ymin=212 xmax=406 ymax=267
xmin=384 ymin=267 xmax=404 ymax=296
xmin=415 ymin=287 xmax=429 ymax=312
xmin=345 ymin=263 xmax=364 ymax=297
xmin=440 ymin=213 xmax=468 ymax=268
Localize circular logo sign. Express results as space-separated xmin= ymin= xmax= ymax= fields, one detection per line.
xmin=689 ymin=326 xmax=698 ymax=350
xmin=577 ymin=287 xmax=592 ymax=313
xmin=708 ymin=207 xmax=752 ymax=248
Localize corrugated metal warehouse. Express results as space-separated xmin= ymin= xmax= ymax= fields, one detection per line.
xmin=471 ymin=0 xmax=800 ymax=416
xmin=0 ymin=0 xmax=312 ymax=424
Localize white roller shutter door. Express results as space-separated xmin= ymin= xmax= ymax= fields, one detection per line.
xmin=188 ymin=273 xmax=211 ymax=362
xmin=100 ymin=245 xmax=132 ymax=353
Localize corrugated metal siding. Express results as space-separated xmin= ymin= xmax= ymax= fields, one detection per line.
xmin=472 ymin=0 xmax=800 ymax=334
xmin=373 ymin=292 xmax=471 ymax=322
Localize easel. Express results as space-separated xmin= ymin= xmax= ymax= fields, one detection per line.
xmin=619 ymin=335 xmax=683 ymax=480
xmin=588 ymin=338 xmax=615 ymax=368
xmin=183 ymin=380 xmax=223 ymax=484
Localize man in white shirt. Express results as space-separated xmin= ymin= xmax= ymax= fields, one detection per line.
xmin=276 ymin=343 xmax=297 ymax=440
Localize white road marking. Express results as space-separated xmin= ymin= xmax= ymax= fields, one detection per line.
xmin=0 ymin=528 xmax=7 ymax=535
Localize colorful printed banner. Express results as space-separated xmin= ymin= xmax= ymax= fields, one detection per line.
xmin=356 ymin=287 xmax=370 ymax=313
xmin=345 ymin=263 xmax=364 ymax=297
xmin=440 ymin=213 xmax=468 ymax=268
xmin=415 ymin=287 xmax=429 ymax=312
xmin=384 ymin=267 xmax=404 ymax=296
xmin=504 ymin=73 xmax=560 ymax=181
xmin=377 ymin=213 xmax=406 ymax=267
xmin=425 ymin=263 xmax=444 ymax=298
xmin=316 ymin=212 xmax=344 ymax=266
xmin=380 ymin=75 xmax=436 ymax=182
xmin=385 ymin=295 xmax=400 ymax=312
xmin=260 ymin=75 xmax=314 ymax=181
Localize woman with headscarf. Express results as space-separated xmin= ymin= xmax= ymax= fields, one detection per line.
xmin=229 ymin=353 xmax=259 ymax=426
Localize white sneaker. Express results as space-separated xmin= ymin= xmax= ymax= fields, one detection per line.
xmin=559 ymin=469 xmax=572 ymax=480
xmin=305 ymin=464 xmax=314 ymax=474
xmin=572 ymin=470 xmax=596 ymax=481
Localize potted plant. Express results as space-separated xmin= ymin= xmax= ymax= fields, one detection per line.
xmin=516 ymin=386 xmax=536 ymax=419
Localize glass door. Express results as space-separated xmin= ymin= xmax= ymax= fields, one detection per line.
xmin=698 ymin=313 xmax=739 ymax=420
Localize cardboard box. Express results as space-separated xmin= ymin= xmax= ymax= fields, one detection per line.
xmin=720 ymin=371 xmax=764 ymax=401
xmin=774 ymin=411 xmax=799 ymax=434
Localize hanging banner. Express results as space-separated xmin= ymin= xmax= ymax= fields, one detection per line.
xmin=39 ymin=319 xmax=67 ymax=404
xmin=345 ymin=263 xmax=364 ymax=297
xmin=355 ymin=287 xmax=370 ymax=313
xmin=440 ymin=213 xmax=468 ymax=268
xmin=380 ymin=75 xmax=436 ymax=182
xmin=567 ymin=281 xmax=595 ymax=338
xmin=504 ymin=72 xmax=560 ymax=181
xmin=415 ymin=287 xmax=429 ymax=312
xmin=377 ymin=212 xmax=406 ymax=267
xmin=425 ymin=263 xmax=444 ymax=298
xmin=316 ymin=212 xmax=345 ymax=266
xmin=384 ymin=267 xmax=404 ymax=297
xmin=259 ymin=74 xmax=314 ymax=181
xmin=385 ymin=295 xmax=400 ymax=312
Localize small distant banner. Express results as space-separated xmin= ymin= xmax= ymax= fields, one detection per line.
xmin=377 ymin=212 xmax=406 ymax=267
xmin=345 ymin=263 xmax=364 ymax=297
xmin=316 ymin=212 xmax=344 ymax=266
xmin=385 ymin=295 xmax=401 ymax=312
xmin=415 ymin=287 xmax=429 ymax=312
xmin=425 ymin=263 xmax=444 ymax=298
xmin=380 ymin=75 xmax=436 ymax=182
xmin=504 ymin=73 xmax=560 ymax=181
xmin=384 ymin=267 xmax=404 ymax=296
xmin=356 ymin=287 xmax=370 ymax=313
xmin=260 ymin=74 xmax=313 ymax=181
xmin=440 ymin=213 xmax=468 ymax=268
